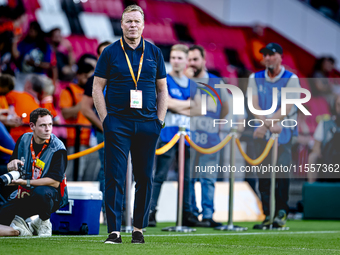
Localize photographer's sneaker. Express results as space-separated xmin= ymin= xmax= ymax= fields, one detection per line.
xmin=10 ymin=215 xmax=33 ymax=236
xmin=104 ymin=233 xmax=122 ymax=244
xmin=131 ymin=231 xmax=145 ymax=244
xmin=29 ymin=217 xmax=52 ymax=237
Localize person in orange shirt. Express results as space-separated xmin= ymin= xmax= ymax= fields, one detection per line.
xmin=0 ymin=74 xmax=21 ymax=128
xmin=39 ymin=75 xmax=60 ymax=124
xmin=0 ymin=74 xmax=20 ymax=172
xmin=249 ymin=24 xmax=266 ymax=70
xmin=0 ymin=77 xmax=10 ymax=110
xmin=59 ymin=63 xmax=94 ymax=181
xmin=5 ymin=74 xmax=43 ymax=141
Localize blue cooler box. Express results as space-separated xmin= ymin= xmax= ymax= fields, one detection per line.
xmin=50 ymin=186 xmax=102 ymax=235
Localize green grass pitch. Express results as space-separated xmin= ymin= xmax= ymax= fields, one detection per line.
xmin=1 ymin=220 xmax=340 ymax=254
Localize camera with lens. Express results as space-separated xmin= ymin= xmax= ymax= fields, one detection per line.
xmin=0 ymin=163 xmax=25 ymax=186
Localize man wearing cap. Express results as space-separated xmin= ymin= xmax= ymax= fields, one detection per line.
xmin=247 ymin=43 xmax=300 ymax=229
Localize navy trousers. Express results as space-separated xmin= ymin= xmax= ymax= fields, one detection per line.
xmin=103 ymin=114 xmax=162 ymax=232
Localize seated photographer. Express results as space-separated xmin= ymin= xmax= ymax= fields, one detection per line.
xmin=0 ymin=108 xmax=67 ymax=237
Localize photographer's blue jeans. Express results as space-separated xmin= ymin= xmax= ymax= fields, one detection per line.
xmin=0 ymin=186 xmax=59 ymax=225
xmin=191 ymin=151 xmax=219 ymax=219
xmin=150 ymin=142 xmax=191 ymax=213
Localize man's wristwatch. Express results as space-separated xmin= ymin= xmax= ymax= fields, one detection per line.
xmin=26 ymin=179 xmax=30 ymax=188
xmin=159 ymin=119 xmax=165 ymax=128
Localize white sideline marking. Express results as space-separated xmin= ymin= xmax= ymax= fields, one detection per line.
xmin=0 ymin=230 xmax=339 ymax=239
xmin=133 ymin=230 xmax=340 ymax=237
xmin=150 ymin=242 xmax=340 ymax=252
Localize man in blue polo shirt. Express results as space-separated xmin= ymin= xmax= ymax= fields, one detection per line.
xmin=93 ymin=5 xmax=168 ymax=244
xmin=248 ymin=43 xmax=300 ymax=229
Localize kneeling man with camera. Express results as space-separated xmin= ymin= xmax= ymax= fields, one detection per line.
xmin=0 ymin=108 xmax=67 ymax=237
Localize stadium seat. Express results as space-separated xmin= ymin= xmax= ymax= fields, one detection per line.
xmin=20 ymin=13 xmax=37 ymax=34
xmin=221 ymin=27 xmax=247 ymax=50
xmin=205 ymin=47 xmax=229 ymax=72
xmin=21 ymin=0 xmax=40 ymax=14
xmin=144 ymin=0 xmax=197 ymax=24
xmin=237 ymin=49 xmax=254 ymax=71
xmin=81 ymin=0 xmax=103 ymax=14
xmin=189 ymin=26 xmax=207 ymax=44
xmin=143 ymin=21 xmax=177 ymax=45
xmin=298 ymin=75 xmax=311 ymax=91
xmin=102 ymin=0 xmax=124 ymax=19
xmin=35 ymin=9 xmax=71 ymax=36
xmin=220 ymin=66 xmax=238 ymax=85
xmin=66 ymin=35 xmax=98 ymax=61
xmin=81 ymin=0 xmax=123 ymax=19
xmin=37 ymin=0 xmax=62 ymax=12
xmin=189 ymin=26 xmax=247 ymax=50
xmin=78 ymin=12 xmax=115 ymax=42
xmin=282 ymin=53 xmax=298 ymax=73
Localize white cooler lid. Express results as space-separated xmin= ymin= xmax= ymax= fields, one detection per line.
xmin=67 ymin=186 xmax=102 ymax=200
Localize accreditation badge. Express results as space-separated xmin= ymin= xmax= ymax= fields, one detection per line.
xmin=35 ymin=159 xmax=45 ymax=170
xmin=33 ymin=159 xmax=45 ymax=179
xmin=130 ymin=90 xmax=143 ymax=109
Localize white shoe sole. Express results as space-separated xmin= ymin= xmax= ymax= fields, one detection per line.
xmin=11 ymin=217 xmax=33 ymax=236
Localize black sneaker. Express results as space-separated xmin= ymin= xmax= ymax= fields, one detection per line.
xmin=182 ymin=212 xmax=199 ymax=227
xmin=131 ymin=231 xmax=145 ymax=244
xmin=104 ymin=233 xmax=122 ymax=244
xmin=253 ymin=216 xmax=272 ymax=229
xmin=195 ymin=220 xmax=210 ymax=227
xmin=201 ymin=218 xmax=222 ymax=227
xmin=148 ymin=210 xmax=157 ymax=227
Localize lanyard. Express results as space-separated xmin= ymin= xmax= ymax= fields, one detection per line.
xmin=30 ymin=136 xmax=49 ymax=179
xmin=120 ymin=37 xmax=145 ymax=90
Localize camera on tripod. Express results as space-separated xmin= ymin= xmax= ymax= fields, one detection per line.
xmin=0 ymin=163 xmax=25 ymax=186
